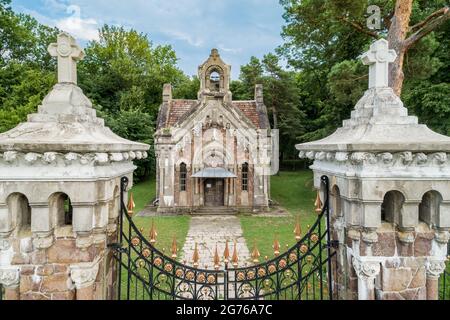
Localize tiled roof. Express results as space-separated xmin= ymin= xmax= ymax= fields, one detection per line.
xmin=160 ymin=99 xmax=263 ymax=128
xmin=167 ymin=100 xmax=198 ymax=126
xmin=232 ymin=101 xmax=260 ymax=128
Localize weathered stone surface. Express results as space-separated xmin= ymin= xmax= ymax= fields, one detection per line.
xmin=20 ymin=275 xmax=42 ymax=293
xmin=51 ymin=290 xmax=75 ymax=300
xmin=41 ymin=273 xmax=72 ymax=292
xmin=47 ymin=240 xmax=97 ymax=264
xmin=409 ymin=267 xmax=426 ymax=289
xmin=372 ymin=232 xmax=396 ymax=256
xmin=20 ymin=266 xmax=35 ymax=275
xmin=21 ymin=292 xmax=51 ymax=300
xmin=36 ymin=264 xmax=54 ymax=276
xmin=381 ymin=267 xmax=412 ymax=292
xmin=414 ymin=233 xmax=434 ymax=256
xmin=30 ymin=250 xmax=47 ymax=265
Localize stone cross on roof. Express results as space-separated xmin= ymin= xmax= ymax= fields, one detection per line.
xmin=48 ymin=32 xmax=85 ymax=85
xmin=361 ymin=39 xmax=397 ymax=89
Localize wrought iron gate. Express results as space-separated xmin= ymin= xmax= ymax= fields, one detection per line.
xmin=112 ymin=175 xmax=337 ymax=300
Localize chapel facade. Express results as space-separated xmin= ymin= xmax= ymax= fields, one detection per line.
xmin=155 ymin=49 xmax=277 ymax=214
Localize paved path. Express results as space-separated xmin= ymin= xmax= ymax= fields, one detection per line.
xmin=181 ymin=215 xmax=251 ymax=269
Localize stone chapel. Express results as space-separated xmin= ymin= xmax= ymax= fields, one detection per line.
xmin=155 ymin=49 xmax=278 ymax=214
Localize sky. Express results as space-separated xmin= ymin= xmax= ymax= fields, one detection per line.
xmin=11 ymin=0 xmax=286 ymax=79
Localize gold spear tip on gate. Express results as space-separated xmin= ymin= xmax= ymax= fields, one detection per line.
xmin=294 ymin=215 xmax=302 ymax=241
xmin=127 ymin=192 xmax=136 ymax=216
xmin=214 ymin=244 xmax=220 ymax=270
xmin=273 ymin=234 xmax=280 ymax=256
xmin=192 ymin=242 xmax=200 ymax=268
xmin=149 ymin=220 xmax=158 ymax=244
xmin=314 ymin=190 xmax=323 ymax=213
xmin=251 ymin=241 xmax=260 ymax=264
xmin=223 ymin=239 xmax=230 ymax=264
xmin=171 ymin=236 xmax=177 ymax=258
xmin=231 ymin=240 xmax=239 ymax=268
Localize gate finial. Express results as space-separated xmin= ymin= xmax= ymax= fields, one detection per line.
xmin=251 ymin=241 xmax=260 ymax=264
xmin=273 ymin=234 xmax=280 ymax=256
xmin=223 ymin=240 xmax=230 ymax=264
xmin=231 ymin=240 xmax=239 ymax=268
xmin=214 ymin=244 xmax=220 ymax=270
xmin=149 ymin=220 xmax=157 ymax=244
xmin=294 ymin=216 xmax=302 ymax=241
xmin=171 ymin=236 xmax=177 ymax=258
xmin=192 ymin=242 xmax=200 ymax=268
xmin=127 ymin=192 xmax=136 ymax=216
xmin=314 ymin=190 xmax=323 ymax=213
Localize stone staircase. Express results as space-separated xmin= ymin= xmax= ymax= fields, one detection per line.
xmin=192 ymin=206 xmax=238 ymax=215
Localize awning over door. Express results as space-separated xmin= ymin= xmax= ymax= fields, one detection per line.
xmin=191 ymin=167 xmax=237 ymax=178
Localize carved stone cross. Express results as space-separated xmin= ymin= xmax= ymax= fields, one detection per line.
xmin=48 ymin=32 xmax=85 ymax=85
xmin=361 ymin=39 xmax=397 ymax=89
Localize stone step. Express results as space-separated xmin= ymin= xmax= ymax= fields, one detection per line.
xmin=192 ymin=207 xmax=238 ymax=215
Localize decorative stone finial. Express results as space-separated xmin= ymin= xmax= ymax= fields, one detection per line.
xmin=48 ymin=32 xmax=85 ymax=84
xmin=360 ymin=39 xmax=397 ymax=89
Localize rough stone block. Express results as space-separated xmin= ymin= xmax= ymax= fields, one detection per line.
xmin=372 ymin=232 xmax=396 ymax=256
xmin=51 ymin=290 xmax=75 ymax=300
xmin=41 ymin=273 xmax=72 ymax=292
xmin=414 ymin=233 xmax=433 ymax=256
xmin=20 ymin=266 xmax=35 ymax=275
xmin=21 ymin=292 xmax=51 ymax=300
xmin=382 ymin=267 xmax=412 ymax=292
xmin=47 ymin=239 xmax=97 ymax=264
xmin=409 ymin=267 xmax=426 ymax=289
xmin=11 ymin=253 xmax=30 ymax=265
xmin=20 ymin=275 xmax=42 ymax=293
xmin=36 ymin=264 xmax=54 ymax=276
xmin=30 ymin=250 xmax=47 ymax=265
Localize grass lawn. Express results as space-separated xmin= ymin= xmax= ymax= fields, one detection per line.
xmin=129 ymin=178 xmax=191 ymax=255
xmin=240 ymin=170 xmax=317 ymax=259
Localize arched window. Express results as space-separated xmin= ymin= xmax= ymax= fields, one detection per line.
xmin=49 ymin=193 xmax=73 ymax=227
xmin=419 ymin=191 xmax=442 ymax=226
xmin=331 ymin=185 xmax=342 ymax=217
xmin=180 ymin=163 xmax=187 ymax=192
xmin=242 ymin=163 xmax=249 ymax=191
xmin=381 ymin=191 xmax=405 ymax=224
xmin=209 ymin=71 xmax=220 ymax=92
xmin=7 ymin=193 xmax=31 ymax=232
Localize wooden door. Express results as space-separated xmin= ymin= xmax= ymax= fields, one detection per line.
xmin=204 ymin=179 xmax=224 ymax=206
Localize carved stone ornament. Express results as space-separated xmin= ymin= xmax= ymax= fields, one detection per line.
xmin=0 ymin=266 xmax=20 ymax=287
xmin=425 ymin=259 xmax=446 ymax=279
xmin=352 ymin=257 xmax=381 ymax=280
xmin=70 ymin=259 xmax=100 ymax=289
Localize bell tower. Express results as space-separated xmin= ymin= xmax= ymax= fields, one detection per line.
xmin=198 ymin=49 xmax=232 ymax=103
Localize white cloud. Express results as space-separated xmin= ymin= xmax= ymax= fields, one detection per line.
xmin=55 ymin=4 xmax=100 ymax=41
xmin=164 ymin=30 xmax=204 ymax=47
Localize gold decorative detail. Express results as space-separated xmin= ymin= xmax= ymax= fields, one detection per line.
xmin=306 ymin=255 xmax=313 ymax=263
xmin=231 ymin=240 xmax=239 ymax=268
xmin=137 ymin=259 xmax=145 ymax=268
xmin=257 ymin=268 xmax=266 ymax=277
xmin=164 ymin=263 xmax=173 ymax=273
xmin=185 ymin=271 xmax=195 ymax=281
xmin=175 ymin=269 xmax=184 ymax=278
xmin=192 ymin=242 xmax=200 ymax=268
xmin=207 ymin=274 xmax=216 ymax=284
xmin=223 ymin=240 xmax=230 ymax=264
xmin=289 ymin=252 xmax=297 ymax=262
xmin=268 ymin=264 xmax=276 ymax=274
xmin=153 ymin=257 xmax=163 ymax=267
xmin=171 ymin=236 xmax=177 ymax=258
xmin=300 ymin=244 xmax=308 ymax=254
xmin=247 ymin=270 xmax=256 ymax=280
xmin=131 ymin=237 xmax=140 ymax=246
xmin=273 ymin=235 xmax=280 ymax=256
xmin=278 ymin=259 xmax=287 ymax=268
xmin=197 ymin=273 xmax=206 ymax=283
xmin=127 ymin=192 xmax=136 ymax=216
xmin=310 ymin=233 xmax=319 ymax=243
xmin=214 ymin=244 xmax=221 ymax=270
xmin=294 ymin=216 xmax=302 ymax=241
xmin=314 ymin=190 xmax=323 ymax=213
xmin=142 ymin=248 xmax=151 ymax=258
xmin=149 ymin=221 xmax=157 ymax=244
xmin=251 ymin=241 xmax=260 ymax=264
xmin=237 ymin=272 xmax=245 ymax=281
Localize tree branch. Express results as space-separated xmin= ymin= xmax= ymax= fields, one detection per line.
xmin=404 ymin=7 xmax=450 ymax=48
xmin=337 ymin=16 xmax=380 ymax=39
xmin=409 ymin=7 xmax=448 ymax=32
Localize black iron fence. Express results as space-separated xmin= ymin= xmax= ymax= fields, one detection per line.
xmin=112 ymin=175 xmax=337 ymax=300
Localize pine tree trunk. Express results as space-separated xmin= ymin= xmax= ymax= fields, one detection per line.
xmin=387 ymin=0 xmax=413 ymax=96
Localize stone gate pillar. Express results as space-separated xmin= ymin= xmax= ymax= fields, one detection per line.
xmin=0 ymin=32 xmax=149 ymax=300
xmin=296 ymin=39 xmax=450 ymax=300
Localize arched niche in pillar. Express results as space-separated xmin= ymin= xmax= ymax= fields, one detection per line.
xmin=6 ymin=193 xmax=31 ymax=234
xmin=331 ymin=185 xmax=342 ymax=217
xmin=381 ymin=190 xmax=405 ymax=225
xmin=419 ymin=190 xmax=442 ymax=227
xmin=49 ymin=192 xmax=73 ymax=229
